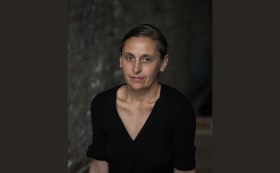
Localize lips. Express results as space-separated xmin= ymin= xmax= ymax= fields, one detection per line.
xmin=130 ymin=76 xmax=144 ymax=82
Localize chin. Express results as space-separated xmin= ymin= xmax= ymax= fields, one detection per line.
xmin=127 ymin=82 xmax=147 ymax=90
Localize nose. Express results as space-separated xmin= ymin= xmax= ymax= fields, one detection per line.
xmin=133 ymin=60 xmax=142 ymax=74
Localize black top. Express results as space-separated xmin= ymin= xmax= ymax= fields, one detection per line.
xmin=86 ymin=84 xmax=196 ymax=173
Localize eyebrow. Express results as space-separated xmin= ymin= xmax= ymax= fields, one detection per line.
xmin=140 ymin=54 xmax=155 ymax=59
xmin=122 ymin=52 xmax=155 ymax=58
xmin=122 ymin=52 xmax=134 ymax=56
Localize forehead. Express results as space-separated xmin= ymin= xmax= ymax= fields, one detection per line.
xmin=122 ymin=36 xmax=159 ymax=55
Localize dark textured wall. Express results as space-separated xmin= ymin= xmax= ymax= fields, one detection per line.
xmin=68 ymin=0 xmax=211 ymax=173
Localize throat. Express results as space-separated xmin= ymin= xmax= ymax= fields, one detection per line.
xmin=116 ymin=97 xmax=156 ymax=141
xmin=124 ymin=83 xmax=161 ymax=103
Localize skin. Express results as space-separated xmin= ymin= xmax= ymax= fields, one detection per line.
xmin=119 ymin=36 xmax=168 ymax=93
xmin=116 ymin=36 xmax=168 ymax=142
xmin=89 ymin=36 xmax=196 ymax=173
xmin=89 ymin=159 xmax=108 ymax=173
xmin=174 ymin=168 xmax=196 ymax=173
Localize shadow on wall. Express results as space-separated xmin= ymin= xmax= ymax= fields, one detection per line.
xmin=190 ymin=51 xmax=212 ymax=117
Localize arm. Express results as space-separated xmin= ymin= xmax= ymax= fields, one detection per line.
xmin=87 ymin=98 xmax=108 ymax=173
xmin=174 ymin=168 xmax=196 ymax=173
xmin=89 ymin=159 xmax=109 ymax=173
xmin=172 ymin=98 xmax=197 ymax=172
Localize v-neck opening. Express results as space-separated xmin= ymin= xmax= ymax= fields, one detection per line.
xmin=114 ymin=84 xmax=164 ymax=143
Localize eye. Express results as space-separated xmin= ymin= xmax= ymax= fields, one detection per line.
xmin=141 ymin=56 xmax=152 ymax=63
xmin=125 ymin=55 xmax=134 ymax=61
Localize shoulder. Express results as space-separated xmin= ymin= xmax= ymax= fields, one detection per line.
xmin=91 ymin=84 xmax=122 ymax=106
xmin=161 ymin=84 xmax=195 ymax=115
xmin=160 ymin=84 xmax=196 ymax=127
xmin=161 ymin=83 xmax=191 ymax=105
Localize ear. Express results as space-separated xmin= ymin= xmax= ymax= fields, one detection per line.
xmin=119 ymin=57 xmax=122 ymax=68
xmin=160 ymin=55 xmax=169 ymax=72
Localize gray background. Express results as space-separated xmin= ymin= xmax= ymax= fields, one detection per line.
xmin=68 ymin=0 xmax=212 ymax=172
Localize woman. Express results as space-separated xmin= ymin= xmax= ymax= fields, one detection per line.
xmin=86 ymin=24 xmax=196 ymax=173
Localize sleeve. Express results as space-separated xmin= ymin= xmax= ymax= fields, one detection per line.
xmin=86 ymin=97 xmax=106 ymax=160
xmin=172 ymin=98 xmax=196 ymax=170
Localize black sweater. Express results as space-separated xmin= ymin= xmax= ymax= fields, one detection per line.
xmin=86 ymin=83 xmax=196 ymax=173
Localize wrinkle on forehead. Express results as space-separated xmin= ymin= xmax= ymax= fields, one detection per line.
xmin=122 ymin=37 xmax=160 ymax=58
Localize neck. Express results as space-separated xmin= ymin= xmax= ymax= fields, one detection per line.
xmin=125 ymin=82 xmax=161 ymax=103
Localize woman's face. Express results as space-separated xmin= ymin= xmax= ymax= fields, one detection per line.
xmin=120 ymin=36 xmax=168 ymax=90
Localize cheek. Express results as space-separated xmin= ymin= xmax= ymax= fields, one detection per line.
xmin=147 ymin=67 xmax=161 ymax=77
xmin=121 ymin=64 xmax=129 ymax=72
xmin=121 ymin=66 xmax=131 ymax=78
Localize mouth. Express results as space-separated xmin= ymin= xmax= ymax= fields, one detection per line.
xmin=130 ymin=76 xmax=144 ymax=82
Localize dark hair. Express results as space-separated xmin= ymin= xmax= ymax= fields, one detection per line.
xmin=119 ymin=24 xmax=168 ymax=60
